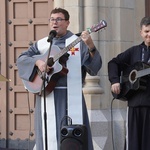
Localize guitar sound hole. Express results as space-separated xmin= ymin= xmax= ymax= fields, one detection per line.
xmin=131 ymin=72 xmax=136 ymax=81
xmin=130 ymin=70 xmax=137 ymax=83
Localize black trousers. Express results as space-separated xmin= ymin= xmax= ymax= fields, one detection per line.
xmin=127 ymin=106 xmax=150 ymax=150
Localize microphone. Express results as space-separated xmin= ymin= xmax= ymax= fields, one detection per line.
xmin=47 ymin=30 xmax=57 ymax=42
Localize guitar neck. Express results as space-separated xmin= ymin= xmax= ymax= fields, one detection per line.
xmin=53 ymin=36 xmax=82 ymax=62
xmin=137 ymin=67 xmax=150 ymax=78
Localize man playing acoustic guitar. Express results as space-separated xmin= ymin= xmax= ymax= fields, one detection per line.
xmin=17 ymin=8 xmax=103 ymax=150
xmin=108 ymin=17 xmax=150 ymax=150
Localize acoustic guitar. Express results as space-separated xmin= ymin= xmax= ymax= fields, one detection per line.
xmin=112 ymin=61 xmax=150 ymax=101
xmin=22 ymin=20 xmax=107 ymax=94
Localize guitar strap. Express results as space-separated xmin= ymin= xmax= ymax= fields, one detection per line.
xmin=66 ymin=35 xmax=83 ymax=124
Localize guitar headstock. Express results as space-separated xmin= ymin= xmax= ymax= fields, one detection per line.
xmin=88 ymin=20 xmax=107 ymax=33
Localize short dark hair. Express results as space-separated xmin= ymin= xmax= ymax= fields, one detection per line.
xmin=140 ymin=17 xmax=150 ymax=28
xmin=50 ymin=8 xmax=70 ymax=20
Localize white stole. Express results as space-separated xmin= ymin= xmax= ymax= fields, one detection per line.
xmin=41 ymin=92 xmax=57 ymax=150
xmin=37 ymin=37 xmax=57 ymax=150
xmin=66 ymin=35 xmax=83 ymax=124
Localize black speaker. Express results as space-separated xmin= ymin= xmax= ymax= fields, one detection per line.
xmin=60 ymin=124 xmax=88 ymax=150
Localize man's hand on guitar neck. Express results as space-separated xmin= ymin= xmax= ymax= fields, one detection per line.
xmin=81 ymin=31 xmax=96 ymax=57
xmin=111 ymin=83 xmax=120 ymax=95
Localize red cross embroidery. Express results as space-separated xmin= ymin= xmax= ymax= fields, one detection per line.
xmin=69 ymin=47 xmax=79 ymax=55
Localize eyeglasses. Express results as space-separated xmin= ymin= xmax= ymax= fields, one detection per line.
xmin=49 ymin=18 xmax=66 ymax=23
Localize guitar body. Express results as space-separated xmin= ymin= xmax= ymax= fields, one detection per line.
xmin=112 ymin=62 xmax=149 ymax=101
xmin=22 ymin=45 xmax=68 ymax=94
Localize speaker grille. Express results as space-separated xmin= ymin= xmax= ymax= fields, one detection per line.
xmin=61 ymin=138 xmax=83 ymax=150
xmin=60 ymin=125 xmax=88 ymax=150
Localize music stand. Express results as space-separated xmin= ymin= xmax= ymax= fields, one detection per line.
xmin=0 ymin=74 xmax=11 ymax=82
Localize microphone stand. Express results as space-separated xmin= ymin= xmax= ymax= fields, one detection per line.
xmin=40 ymin=38 xmax=54 ymax=150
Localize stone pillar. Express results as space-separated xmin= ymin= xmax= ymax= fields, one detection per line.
xmin=84 ymin=0 xmax=99 ymax=47
xmin=83 ymin=75 xmax=104 ymax=110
